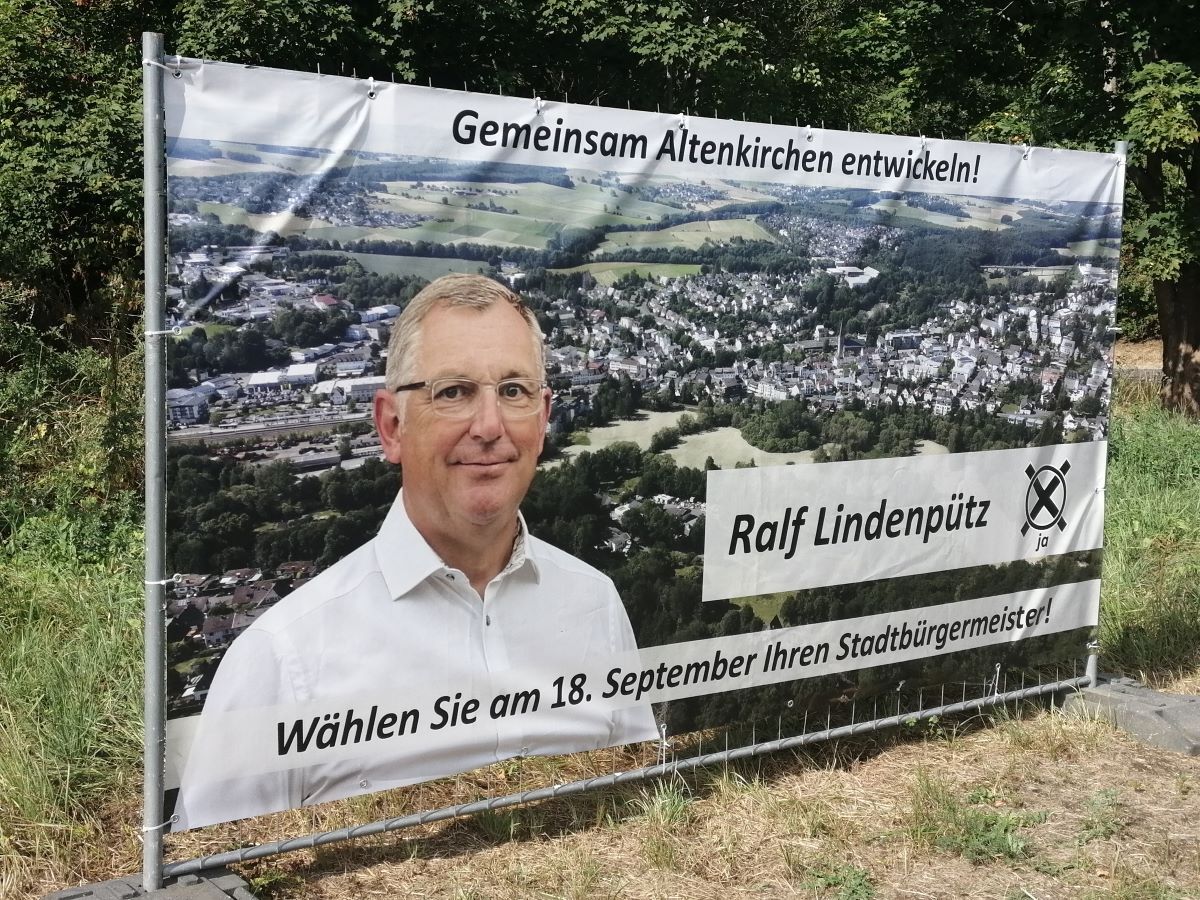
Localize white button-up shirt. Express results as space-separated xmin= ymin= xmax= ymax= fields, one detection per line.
xmin=174 ymin=491 xmax=657 ymax=829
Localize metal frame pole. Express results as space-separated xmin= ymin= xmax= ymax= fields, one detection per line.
xmin=1085 ymin=137 xmax=1130 ymax=690
xmin=142 ymin=30 xmax=168 ymax=892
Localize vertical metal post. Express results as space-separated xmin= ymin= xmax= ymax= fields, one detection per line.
xmin=1085 ymin=648 xmax=1099 ymax=686
xmin=142 ymin=30 xmax=168 ymax=892
xmin=1084 ymin=137 xmax=1129 ymax=691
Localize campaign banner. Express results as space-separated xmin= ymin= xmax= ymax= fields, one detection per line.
xmin=166 ymin=578 xmax=1097 ymax=815
xmin=167 ymin=63 xmax=1120 ymax=203
xmin=161 ymin=57 xmax=1122 ymax=829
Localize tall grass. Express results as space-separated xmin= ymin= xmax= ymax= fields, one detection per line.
xmin=0 ymin=285 xmax=144 ymax=896
xmin=1100 ymin=377 xmax=1200 ymax=675
xmin=0 ymin=513 xmax=143 ymax=895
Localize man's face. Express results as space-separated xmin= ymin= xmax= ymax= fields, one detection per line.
xmin=374 ymin=301 xmax=549 ymax=539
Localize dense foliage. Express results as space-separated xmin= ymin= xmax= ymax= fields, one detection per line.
xmin=3 ymin=1 xmax=1197 ymax=411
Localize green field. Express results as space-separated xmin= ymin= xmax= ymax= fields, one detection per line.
xmin=371 ymin=191 xmax=560 ymax=248
xmin=197 ymin=199 xmax=536 ymax=247
xmin=347 ymin=253 xmax=487 ymax=280
xmin=958 ymin=197 xmax=1027 ymax=224
xmin=869 ymin=199 xmax=1010 ymax=230
xmin=197 ymin=201 xmax=336 ymax=237
xmin=174 ymin=322 xmax=235 ymax=339
xmin=170 ymin=157 xmax=298 ymax=177
xmin=549 ymin=261 xmax=703 ymax=285
xmin=1065 ymin=239 xmax=1121 ymax=258
xmin=735 ymin=591 xmax=793 ymax=624
xmin=595 ymin=216 xmax=777 ymax=253
xmin=370 ymin=179 xmax=684 ymax=249
xmin=201 ymin=189 xmax=771 ymax=252
xmin=172 ymin=144 xmax=336 ymax=178
xmin=194 ymin=176 xmax=784 ymax=253
xmin=703 ymin=179 xmax=780 ymax=205
xmin=308 ymin=251 xmax=489 ymax=280
xmin=171 ymin=142 xmax=351 ymax=178
xmin=381 ymin=179 xmax=678 ymax=226
xmin=309 ymin=250 xmax=700 ymax=284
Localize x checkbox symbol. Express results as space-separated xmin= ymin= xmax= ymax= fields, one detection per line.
xmin=1022 ymin=460 xmax=1070 ymax=535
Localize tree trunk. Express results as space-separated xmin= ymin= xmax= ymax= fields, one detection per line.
xmin=1156 ymin=261 xmax=1200 ymax=416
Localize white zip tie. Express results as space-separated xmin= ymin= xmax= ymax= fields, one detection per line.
xmin=139 ymin=814 xmax=179 ymax=838
xmin=144 ymin=55 xmax=192 ymax=76
xmin=988 ymin=662 xmax=1002 ymax=698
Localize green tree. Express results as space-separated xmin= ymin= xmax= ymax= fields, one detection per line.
xmin=951 ymin=2 xmax=1200 ymax=414
xmin=1122 ymin=59 xmax=1200 ymax=414
xmin=7 ymin=0 xmax=1199 ymax=414
xmin=173 ymin=0 xmax=362 ymax=72
xmin=0 ymin=0 xmax=161 ymax=342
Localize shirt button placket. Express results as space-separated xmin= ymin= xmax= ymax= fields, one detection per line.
xmin=481 ymin=580 xmax=506 ymax=761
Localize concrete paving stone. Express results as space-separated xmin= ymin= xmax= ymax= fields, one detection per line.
xmin=205 ymin=874 xmax=251 ymax=893
xmin=147 ymin=885 xmax=237 ymax=899
xmin=43 ymin=876 xmax=143 ymax=899
xmin=42 ymin=870 xmax=255 ymax=900
xmin=1065 ymin=675 xmax=1200 ymax=756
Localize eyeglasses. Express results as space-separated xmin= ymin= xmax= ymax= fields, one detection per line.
xmin=394 ymin=377 xmax=547 ymax=419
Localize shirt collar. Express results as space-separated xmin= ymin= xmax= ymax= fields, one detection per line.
xmin=376 ymin=490 xmax=541 ymax=600
xmin=509 ymin=510 xmax=543 ymax=584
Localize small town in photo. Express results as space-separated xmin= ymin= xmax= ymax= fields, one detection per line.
xmin=163 ymin=137 xmax=1119 ymax=727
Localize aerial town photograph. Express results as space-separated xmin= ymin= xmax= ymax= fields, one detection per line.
xmin=163 ymin=137 xmax=1119 ymax=732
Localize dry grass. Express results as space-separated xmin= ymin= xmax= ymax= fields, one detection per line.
xmin=1114 ymin=340 xmax=1162 ymax=370
xmin=1144 ymin=670 xmax=1200 ymax=697
xmin=39 ymin=706 xmax=1185 ymax=900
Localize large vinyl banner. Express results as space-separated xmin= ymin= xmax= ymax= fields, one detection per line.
xmin=162 ymin=60 xmax=1123 ymax=829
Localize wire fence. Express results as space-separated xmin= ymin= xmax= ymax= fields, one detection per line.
xmin=163 ymin=662 xmax=1092 ymax=878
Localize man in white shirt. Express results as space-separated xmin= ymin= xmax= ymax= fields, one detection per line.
xmin=174 ymin=275 xmax=657 ymax=829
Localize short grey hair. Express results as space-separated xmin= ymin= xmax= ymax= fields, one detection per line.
xmin=384 ymin=274 xmax=546 ymax=391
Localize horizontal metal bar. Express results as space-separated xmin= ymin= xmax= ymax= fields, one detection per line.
xmin=163 ymin=674 xmax=1088 ymax=878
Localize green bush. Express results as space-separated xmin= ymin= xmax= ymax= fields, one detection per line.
xmin=0 ymin=284 xmax=142 ymax=541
